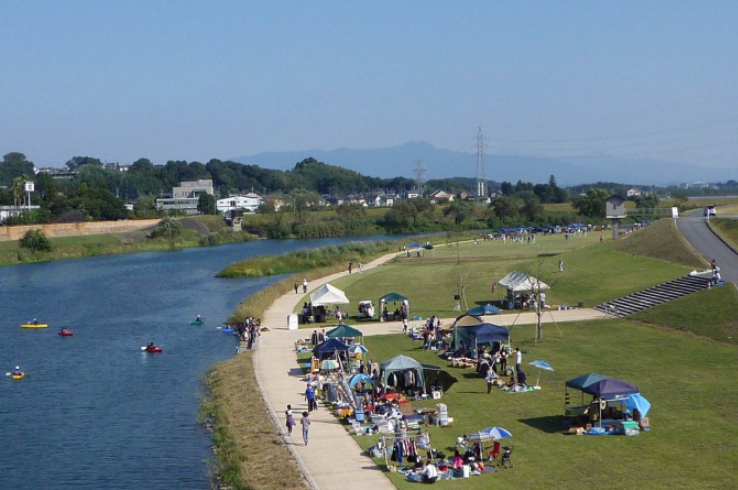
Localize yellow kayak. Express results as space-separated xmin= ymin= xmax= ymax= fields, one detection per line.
xmin=21 ymin=324 xmax=48 ymax=329
xmin=11 ymin=373 xmax=25 ymax=380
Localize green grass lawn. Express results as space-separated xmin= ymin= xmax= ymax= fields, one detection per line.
xmin=710 ymin=218 xmax=738 ymax=251
xmin=633 ymin=285 xmax=738 ymax=344
xmin=613 ymin=218 xmax=706 ymax=268
xmin=296 ymin=232 xmax=690 ymax=321
xmin=347 ymin=321 xmax=737 ymax=489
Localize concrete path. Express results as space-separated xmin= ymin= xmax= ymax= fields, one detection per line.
xmin=677 ymin=217 xmax=738 ymax=283
xmin=253 ymin=252 xmax=608 ymax=490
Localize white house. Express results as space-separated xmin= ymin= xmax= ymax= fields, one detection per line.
xmin=216 ymin=193 xmax=264 ymax=214
xmin=156 ymin=179 xmax=214 ymax=214
xmin=626 ymin=187 xmax=641 ymax=198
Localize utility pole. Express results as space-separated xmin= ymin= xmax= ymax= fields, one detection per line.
xmin=413 ymin=161 xmax=425 ymax=195
xmin=476 ymin=127 xmax=486 ymax=200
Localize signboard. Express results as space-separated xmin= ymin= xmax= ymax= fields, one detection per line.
xmin=23 ymin=182 xmax=35 ymax=192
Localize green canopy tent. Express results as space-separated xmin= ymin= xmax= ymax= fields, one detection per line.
xmin=379 ymin=292 xmax=409 ymax=322
xmin=326 ymin=324 xmax=364 ymax=344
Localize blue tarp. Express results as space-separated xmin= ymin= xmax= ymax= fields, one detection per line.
xmin=623 ymin=393 xmax=651 ymax=417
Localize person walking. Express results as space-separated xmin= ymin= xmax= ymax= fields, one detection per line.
xmin=515 ymin=348 xmax=522 ymax=374
xmin=300 ymin=411 xmax=311 ymax=446
xmin=485 ymin=367 xmax=498 ymax=394
xmin=348 ymin=262 xmax=353 ymax=274
xmin=402 ymin=317 xmax=408 ymax=334
xmin=285 ymin=404 xmax=296 ymax=435
xmin=294 ymin=281 xmax=299 ymax=294
xmin=302 ymin=279 xmax=308 ymax=293
xmin=358 ymin=262 xmax=364 ymax=273
xmin=558 ymin=260 xmax=564 ymax=272
xmin=305 ymin=385 xmax=317 ymax=412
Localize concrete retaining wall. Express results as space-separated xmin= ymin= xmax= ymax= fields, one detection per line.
xmin=0 ymin=219 xmax=161 ymax=241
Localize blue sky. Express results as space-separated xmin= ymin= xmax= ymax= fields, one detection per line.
xmin=1 ymin=1 xmax=736 ymax=171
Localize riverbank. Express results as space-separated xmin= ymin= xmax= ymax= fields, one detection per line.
xmin=204 ymin=351 xmax=308 ymax=490
xmin=0 ymin=218 xmax=257 ymax=266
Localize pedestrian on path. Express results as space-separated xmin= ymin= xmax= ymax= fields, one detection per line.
xmin=348 ymin=262 xmax=353 ymax=274
xmin=302 ymin=279 xmax=308 ymax=293
xmin=358 ymin=262 xmax=364 ymax=273
xmin=294 ymin=281 xmax=299 ymax=294
xmin=301 ymin=411 xmax=311 ymax=446
xmin=285 ymin=405 xmax=296 ymax=435
xmin=402 ymin=317 xmax=408 ymax=333
xmin=305 ymin=385 xmax=317 ymax=412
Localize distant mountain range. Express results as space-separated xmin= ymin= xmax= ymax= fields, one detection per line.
xmin=233 ymin=141 xmax=733 ymax=186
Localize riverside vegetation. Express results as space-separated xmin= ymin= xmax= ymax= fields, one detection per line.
xmin=0 ymin=216 xmax=257 ymax=266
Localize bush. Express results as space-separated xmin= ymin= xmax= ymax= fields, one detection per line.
xmin=19 ymin=229 xmax=52 ymax=252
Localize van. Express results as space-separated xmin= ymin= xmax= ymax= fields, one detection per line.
xmin=704 ymin=205 xmax=717 ymax=217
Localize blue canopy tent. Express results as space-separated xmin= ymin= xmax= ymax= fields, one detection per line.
xmin=313 ymin=338 xmax=350 ymax=363
xmin=467 ymin=304 xmax=502 ymax=316
xmin=348 ymin=373 xmax=374 ymax=388
xmin=454 ymin=323 xmax=509 ymax=350
xmin=623 ymin=393 xmax=651 ymax=417
xmin=582 ymin=378 xmax=639 ymax=397
xmin=566 ymin=373 xmax=642 ymax=426
xmin=565 ymin=372 xmax=610 ymax=414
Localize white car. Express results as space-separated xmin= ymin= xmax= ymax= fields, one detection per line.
xmin=704 ymin=205 xmax=717 ymax=217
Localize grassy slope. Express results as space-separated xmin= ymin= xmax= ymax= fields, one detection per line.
xmin=353 ymin=322 xmax=737 ymax=490
xmin=633 ymin=285 xmax=738 ymax=344
xmin=304 ymin=232 xmax=689 ymax=320
xmin=613 ymin=218 xmax=706 ymax=269
xmin=709 ymin=218 xmax=738 ymax=251
xmin=206 ymin=351 xmax=306 ymax=490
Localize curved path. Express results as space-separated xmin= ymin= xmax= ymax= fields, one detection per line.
xmin=254 ymin=252 xmax=608 ymax=490
xmin=677 ymin=217 xmax=738 ymax=283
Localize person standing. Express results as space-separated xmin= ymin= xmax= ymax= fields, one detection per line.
xmin=358 ymin=262 xmax=364 ymax=273
xmin=500 ymin=348 xmax=508 ymax=373
xmin=305 ymin=385 xmax=317 ymax=412
xmin=302 ymin=279 xmax=308 ymax=293
xmin=294 ymin=281 xmax=299 ymax=294
xmin=348 ymin=262 xmax=353 ymax=274
xmin=558 ymin=260 xmax=564 ymax=272
xmin=515 ymin=348 xmax=522 ymax=374
xmin=285 ymin=405 xmax=296 ymax=435
xmin=402 ymin=317 xmax=408 ymax=334
xmin=300 ymin=411 xmax=311 ymax=446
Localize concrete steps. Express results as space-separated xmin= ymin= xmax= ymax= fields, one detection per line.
xmin=594 ymin=275 xmax=712 ymax=317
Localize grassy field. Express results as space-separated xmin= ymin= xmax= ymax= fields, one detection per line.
xmin=709 ymin=218 xmax=738 ymax=251
xmin=204 ymin=351 xmax=307 ymax=490
xmin=634 ymin=284 xmax=738 ymax=344
xmin=613 ymin=219 xmax=706 ymax=268
xmin=296 ymin=230 xmax=690 ymax=320
xmin=350 ymin=321 xmax=737 ymax=490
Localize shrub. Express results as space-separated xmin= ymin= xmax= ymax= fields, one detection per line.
xmin=19 ymin=229 xmax=52 ymax=252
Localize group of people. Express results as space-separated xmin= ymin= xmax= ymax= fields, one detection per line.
xmin=233 ymin=318 xmax=260 ymax=348
xmin=301 ymin=302 xmax=328 ymax=324
xmin=294 ymin=279 xmax=309 ymax=294
xmin=419 ymin=315 xmax=443 ymax=349
xmin=284 ymin=404 xmax=312 ymax=446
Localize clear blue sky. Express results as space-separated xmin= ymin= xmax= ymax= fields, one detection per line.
xmin=1 ymin=1 xmax=736 ymax=171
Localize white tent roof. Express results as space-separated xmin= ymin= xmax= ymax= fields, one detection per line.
xmin=498 ymin=271 xmax=549 ymax=293
xmin=309 ymin=283 xmax=350 ymax=306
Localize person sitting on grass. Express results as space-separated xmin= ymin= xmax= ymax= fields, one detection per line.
xmin=421 ymin=459 xmax=438 ymax=484
xmin=450 ymin=450 xmax=464 ymax=470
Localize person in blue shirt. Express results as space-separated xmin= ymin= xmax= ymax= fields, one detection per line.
xmin=305 ymin=385 xmax=317 ymax=412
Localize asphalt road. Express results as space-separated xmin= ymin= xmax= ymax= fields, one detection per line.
xmin=677 ymin=217 xmax=738 ymax=283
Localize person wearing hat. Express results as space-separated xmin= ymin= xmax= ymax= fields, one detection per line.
xmin=12 ymin=366 xmax=22 ymax=376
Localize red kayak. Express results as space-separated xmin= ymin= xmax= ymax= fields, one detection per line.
xmin=145 ymin=346 xmax=163 ymax=353
xmin=59 ymin=330 xmax=74 ymax=337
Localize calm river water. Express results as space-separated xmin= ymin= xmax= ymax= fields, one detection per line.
xmin=0 ymin=237 xmax=381 ymax=489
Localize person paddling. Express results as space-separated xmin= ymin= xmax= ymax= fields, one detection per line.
xmin=12 ymin=366 xmax=22 ymax=376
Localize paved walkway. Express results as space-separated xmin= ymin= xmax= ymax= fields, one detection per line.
xmin=677 ymin=217 xmax=738 ymax=283
xmin=253 ymin=252 xmax=608 ymax=490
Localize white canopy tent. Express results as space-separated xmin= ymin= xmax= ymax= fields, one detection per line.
xmin=309 ymin=283 xmax=350 ymax=306
xmin=498 ymin=271 xmax=549 ymax=293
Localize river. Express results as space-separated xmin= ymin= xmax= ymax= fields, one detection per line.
xmin=0 ymin=237 xmax=386 ymax=489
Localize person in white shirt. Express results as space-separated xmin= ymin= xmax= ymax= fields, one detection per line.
xmin=421 ymin=459 xmax=438 ymax=484
xmin=515 ymin=348 xmax=522 ymax=374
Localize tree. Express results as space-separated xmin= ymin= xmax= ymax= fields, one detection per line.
xmin=573 ymin=188 xmax=610 ymax=218
xmin=0 ymin=153 xmax=34 ymax=186
xmin=490 ymin=196 xmax=523 ymax=222
xmin=197 ymin=193 xmax=217 ymax=215
xmin=443 ymin=201 xmax=473 ymax=225
xmin=19 ymin=229 xmax=52 ymax=252
xmin=10 ymin=176 xmax=28 ymax=208
xmin=336 ymin=203 xmax=366 ymax=230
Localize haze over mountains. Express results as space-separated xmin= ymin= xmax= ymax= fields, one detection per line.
xmin=234 ymin=142 xmax=733 ymax=187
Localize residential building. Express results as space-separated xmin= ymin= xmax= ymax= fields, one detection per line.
xmin=216 ymin=193 xmax=264 ymax=214
xmin=0 ymin=205 xmax=41 ymax=224
xmin=626 ymin=187 xmax=641 ymax=198
xmin=429 ymin=190 xmax=454 ymax=203
xmin=156 ymin=179 xmax=214 ymax=214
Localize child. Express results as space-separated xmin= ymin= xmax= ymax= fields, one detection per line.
xmin=285 ymin=404 xmax=296 ymax=435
